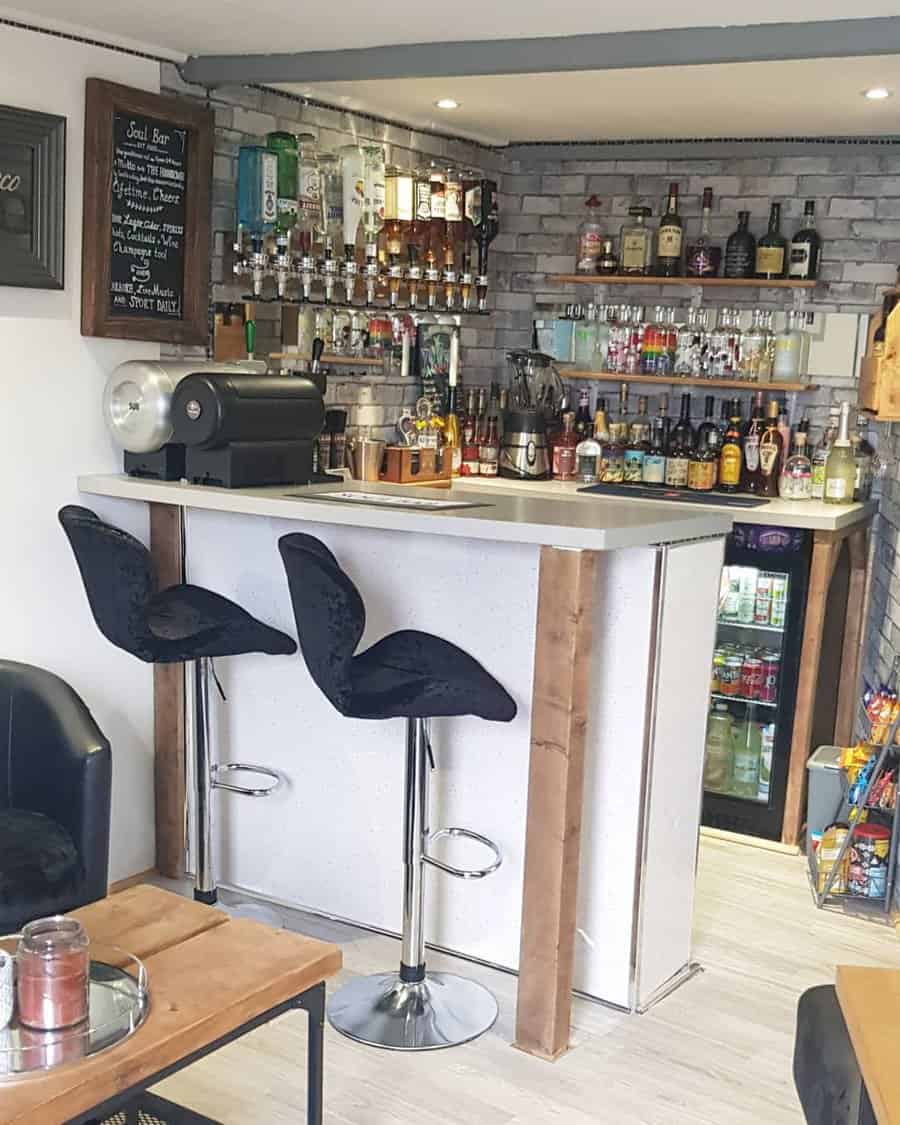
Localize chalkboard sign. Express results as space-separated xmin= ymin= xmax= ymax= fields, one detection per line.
xmin=0 ymin=104 xmax=65 ymax=289
xmin=109 ymin=111 xmax=188 ymax=321
xmin=82 ymin=79 xmax=212 ymax=345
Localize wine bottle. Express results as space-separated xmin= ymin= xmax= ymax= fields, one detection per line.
xmin=664 ymin=393 xmax=693 ymax=487
xmin=824 ymin=402 xmax=856 ymax=504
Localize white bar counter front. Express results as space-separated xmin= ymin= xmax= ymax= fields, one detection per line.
xmin=78 ymin=473 xmax=731 ymax=1058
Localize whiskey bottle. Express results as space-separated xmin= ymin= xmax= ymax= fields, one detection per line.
xmin=655 ymin=183 xmax=683 ymax=278
xmin=788 ymin=200 xmax=821 ymax=281
xmin=755 ymin=203 xmax=787 ymax=280
xmin=723 ymin=211 xmax=755 ymax=279
xmin=718 ymin=410 xmax=743 ymax=493
xmin=619 ymin=206 xmax=653 ymax=275
xmin=665 ymin=393 xmax=693 ymax=487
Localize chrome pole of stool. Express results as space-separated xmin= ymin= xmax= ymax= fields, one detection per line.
xmin=327 ymin=717 xmax=502 ymax=1051
xmin=187 ymin=657 xmax=283 ymax=915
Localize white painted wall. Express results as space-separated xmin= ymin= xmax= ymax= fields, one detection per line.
xmin=0 ymin=25 xmax=160 ymax=880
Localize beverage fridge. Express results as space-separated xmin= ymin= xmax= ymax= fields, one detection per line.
xmin=701 ymin=524 xmax=812 ymax=840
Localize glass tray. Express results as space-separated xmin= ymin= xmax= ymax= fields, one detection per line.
xmin=0 ymin=940 xmax=148 ymax=1080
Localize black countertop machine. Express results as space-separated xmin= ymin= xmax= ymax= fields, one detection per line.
xmin=103 ymin=360 xmax=327 ymax=488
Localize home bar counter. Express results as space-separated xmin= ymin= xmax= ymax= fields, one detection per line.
xmin=80 ymin=473 xmax=730 ymax=1058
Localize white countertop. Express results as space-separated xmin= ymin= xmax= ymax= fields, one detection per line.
xmin=76 ymin=473 xmax=733 ymax=552
xmin=449 ymin=476 xmax=877 ymax=533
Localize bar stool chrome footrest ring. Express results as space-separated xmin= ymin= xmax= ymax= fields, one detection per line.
xmin=210 ymin=762 xmax=283 ymax=797
xmin=327 ymin=971 xmax=498 ymax=1051
xmin=424 ymin=828 xmax=502 ymax=880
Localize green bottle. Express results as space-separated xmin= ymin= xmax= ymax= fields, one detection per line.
xmin=266 ymin=131 xmax=298 ymax=234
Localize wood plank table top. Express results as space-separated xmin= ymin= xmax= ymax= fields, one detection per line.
xmin=0 ymin=885 xmax=342 ymax=1125
xmin=836 ymin=965 xmax=900 ymax=1125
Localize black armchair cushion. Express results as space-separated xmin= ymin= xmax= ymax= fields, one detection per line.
xmin=279 ymin=533 xmax=516 ymax=723
xmin=0 ymin=660 xmax=112 ymax=928
xmin=59 ymin=506 xmax=296 ymax=663
xmin=0 ymin=810 xmax=82 ymax=933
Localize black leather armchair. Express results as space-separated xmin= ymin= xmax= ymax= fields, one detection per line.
xmin=0 ymin=660 xmax=111 ymax=934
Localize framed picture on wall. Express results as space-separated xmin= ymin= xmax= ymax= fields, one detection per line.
xmin=0 ymin=104 xmax=65 ymax=289
xmin=81 ymin=79 xmax=213 ymax=345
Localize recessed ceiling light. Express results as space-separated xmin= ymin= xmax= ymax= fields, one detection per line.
xmin=864 ymin=87 xmax=892 ymax=100
xmin=435 ymin=98 xmax=460 ymax=110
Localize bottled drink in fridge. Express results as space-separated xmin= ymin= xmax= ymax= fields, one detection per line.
xmin=704 ymin=706 xmax=733 ymax=792
xmin=757 ymin=723 xmax=776 ymax=802
xmin=731 ymin=720 xmax=761 ymax=799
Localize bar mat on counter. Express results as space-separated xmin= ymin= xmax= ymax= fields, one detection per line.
xmin=578 ymin=483 xmax=769 ymax=507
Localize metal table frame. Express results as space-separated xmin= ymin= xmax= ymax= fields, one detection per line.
xmin=71 ymin=981 xmax=325 ymax=1125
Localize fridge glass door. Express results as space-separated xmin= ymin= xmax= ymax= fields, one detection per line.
xmin=704 ymin=563 xmax=788 ymax=805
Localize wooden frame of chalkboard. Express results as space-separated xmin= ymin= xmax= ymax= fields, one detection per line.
xmin=81 ymin=78 xmax=212 ymax=345
xmin=0 ymin=104 xmax=65 ymax=289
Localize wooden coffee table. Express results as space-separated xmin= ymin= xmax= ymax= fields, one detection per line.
xmin=0 ymin=885 xmax=342 ymax=1125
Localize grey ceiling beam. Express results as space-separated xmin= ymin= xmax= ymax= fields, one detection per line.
xmin=181 ymin=16 xmax=900 ymax=87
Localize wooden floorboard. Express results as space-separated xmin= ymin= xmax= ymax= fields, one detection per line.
xmin=148 ymin=838 xmax=900 ymax=1124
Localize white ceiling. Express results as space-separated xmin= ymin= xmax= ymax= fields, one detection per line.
xmin=285 ymin=56 xmax=900 ymax=145
xmin=4 ymin=3 xmax=900 ymax=144
xmin=3 ymin=0 xmax=900 ymax=57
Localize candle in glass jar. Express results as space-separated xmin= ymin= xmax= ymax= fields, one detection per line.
xmin=16 ymin=917 xmax=89 ymax=1031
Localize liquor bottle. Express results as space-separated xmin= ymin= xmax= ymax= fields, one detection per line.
xmin=776 ymin=401 xmax=792 ymax=457
xmin=553 ymin=412 xmax=578 ymax=481
xmin=237 ymin=145 xmax=278 ymax=239
xmin=853 ymin=413 xmax=876 ymax=501
xmin=755 ymin=203 xmax=787 ymax=280
xmin=598 ymin=238 xmax=619 ymax=275
xmin=718 ymin=409 xmax=743 ymax=493
xmin=471 ymin=179 xmax=499 ymax=277
xmin=461 ymin=389 xmax=480 ymax=476
xmin=295 ymin=135 xmax=320 ymax=297
xmin=824 ymin=402 xmax=856 ymax=505
xmin=593 ymin=398 xmax=611 ymax=445
xmin=619 ymin=206 xmax=653 ymax=275
xmin=789 ymin=200 xmax=821 ymax=281
xmin=361 ymin=145 xmax=386 ymax=305
xmin=317 ymin=152 xmax=343 ymax=303
xmin=445 ymin=383 xmax=462 ymax=476
xmin=692 ymin=394 xmax=722 ymax=477
xmin=655 ymin=183 xmax=683 ymax=278
xmin=741 ymin=392 xmax=765 ymax=493
xmin=266 ymin=131 xmax=299 ymax=234
xmin=642 ymin=410 xmax=667 ymax=486
xmin=479 ymin=415 xmax=500 ymax=477
xmin=625 ymin=395 xmax=651 ymax=483
xmin=758 ymin=400 xmax=784 ymax=497
xmin=685 ymin=187 xmax=722 ymax=278
xmin=719 ymin=398 xmax=731 ymax=438
xmin=723 ymin=211 xmax=756 ymax=280
xmin=811 ymin=408 xmax=838 ymax=500
xmin=773 ymin=310 xmax=804 ymax=380
xmin=574 ymin=387 xmax=593 ymax=438
xmin=573 ymin=305 xmax=599 ymax=369
xmin=665 ymin=393 xmax=693 ymax=487
xmin=780 ymin=430 xmax=813 ymax=500
xmin=599 ymin=398 xmax=625 ymax=483
xmin=576 ymin=195 xmax=605 ymax=274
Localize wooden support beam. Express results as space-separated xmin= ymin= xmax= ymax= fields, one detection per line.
xmin=515 ymin=546 xmax=596 ymax=1061
xmin=149 ymin=502 xmax=186 ymax=878
xmin=834 ymin=526 xmax=871 ymax=748
xmin=782 ymin=532 xmax=841 ymax=846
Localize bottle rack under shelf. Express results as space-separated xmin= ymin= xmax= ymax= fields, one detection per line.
xmin=242 ymin=295 xmax=490 ymax=318
xmin=560 ymin=371 xmax=818 ymax=392
xmin=549 ymin=274 xmax=817 ymax=290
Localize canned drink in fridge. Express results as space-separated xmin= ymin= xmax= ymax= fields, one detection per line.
xmin=740 ymin=657 xmax=764 ymax=700
xmin=757 ymin=723 xmax=775 ymax=801
xmin=754 ymin=574 xmax=773 ymax=626
xmin=718 ymin=656 xmax=743 ymax=696
xmin=760 ymin=652 xmax=780 ymax=705
xmin=711 ymin=648 xmax=727 ymax=693
xmin=738 ymin=567 xmax=759 ymax=625
xmin=769 ymin=574 xmax=789 ymax=630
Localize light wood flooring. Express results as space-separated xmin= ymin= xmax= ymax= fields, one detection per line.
xmin=151 ymin=838 xmax=900 ymax=1124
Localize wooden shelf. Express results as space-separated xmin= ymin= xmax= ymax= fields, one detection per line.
xmin=550 ymin=274 xmax=817 ymax=290
xmin=561 ymin=371 xmax=818 ymax=392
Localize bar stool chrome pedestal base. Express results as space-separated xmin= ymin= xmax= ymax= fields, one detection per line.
xmin=327 ymin=972 xmax=498 ymax=1051
xmin=188 ymin=656 xmax=283 ymax=925
xmin=328 ymin=718 xmax=502 ymax=1051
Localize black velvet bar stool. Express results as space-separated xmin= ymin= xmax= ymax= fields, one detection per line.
xmin=59 ymin=505 xmax=296 ymax=907
xmin=279 ymin=531 xmax=516 ymax=1052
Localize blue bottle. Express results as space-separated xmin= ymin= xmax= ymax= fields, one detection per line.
xmin=237 ymin=146 xmax=278 ymax=238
